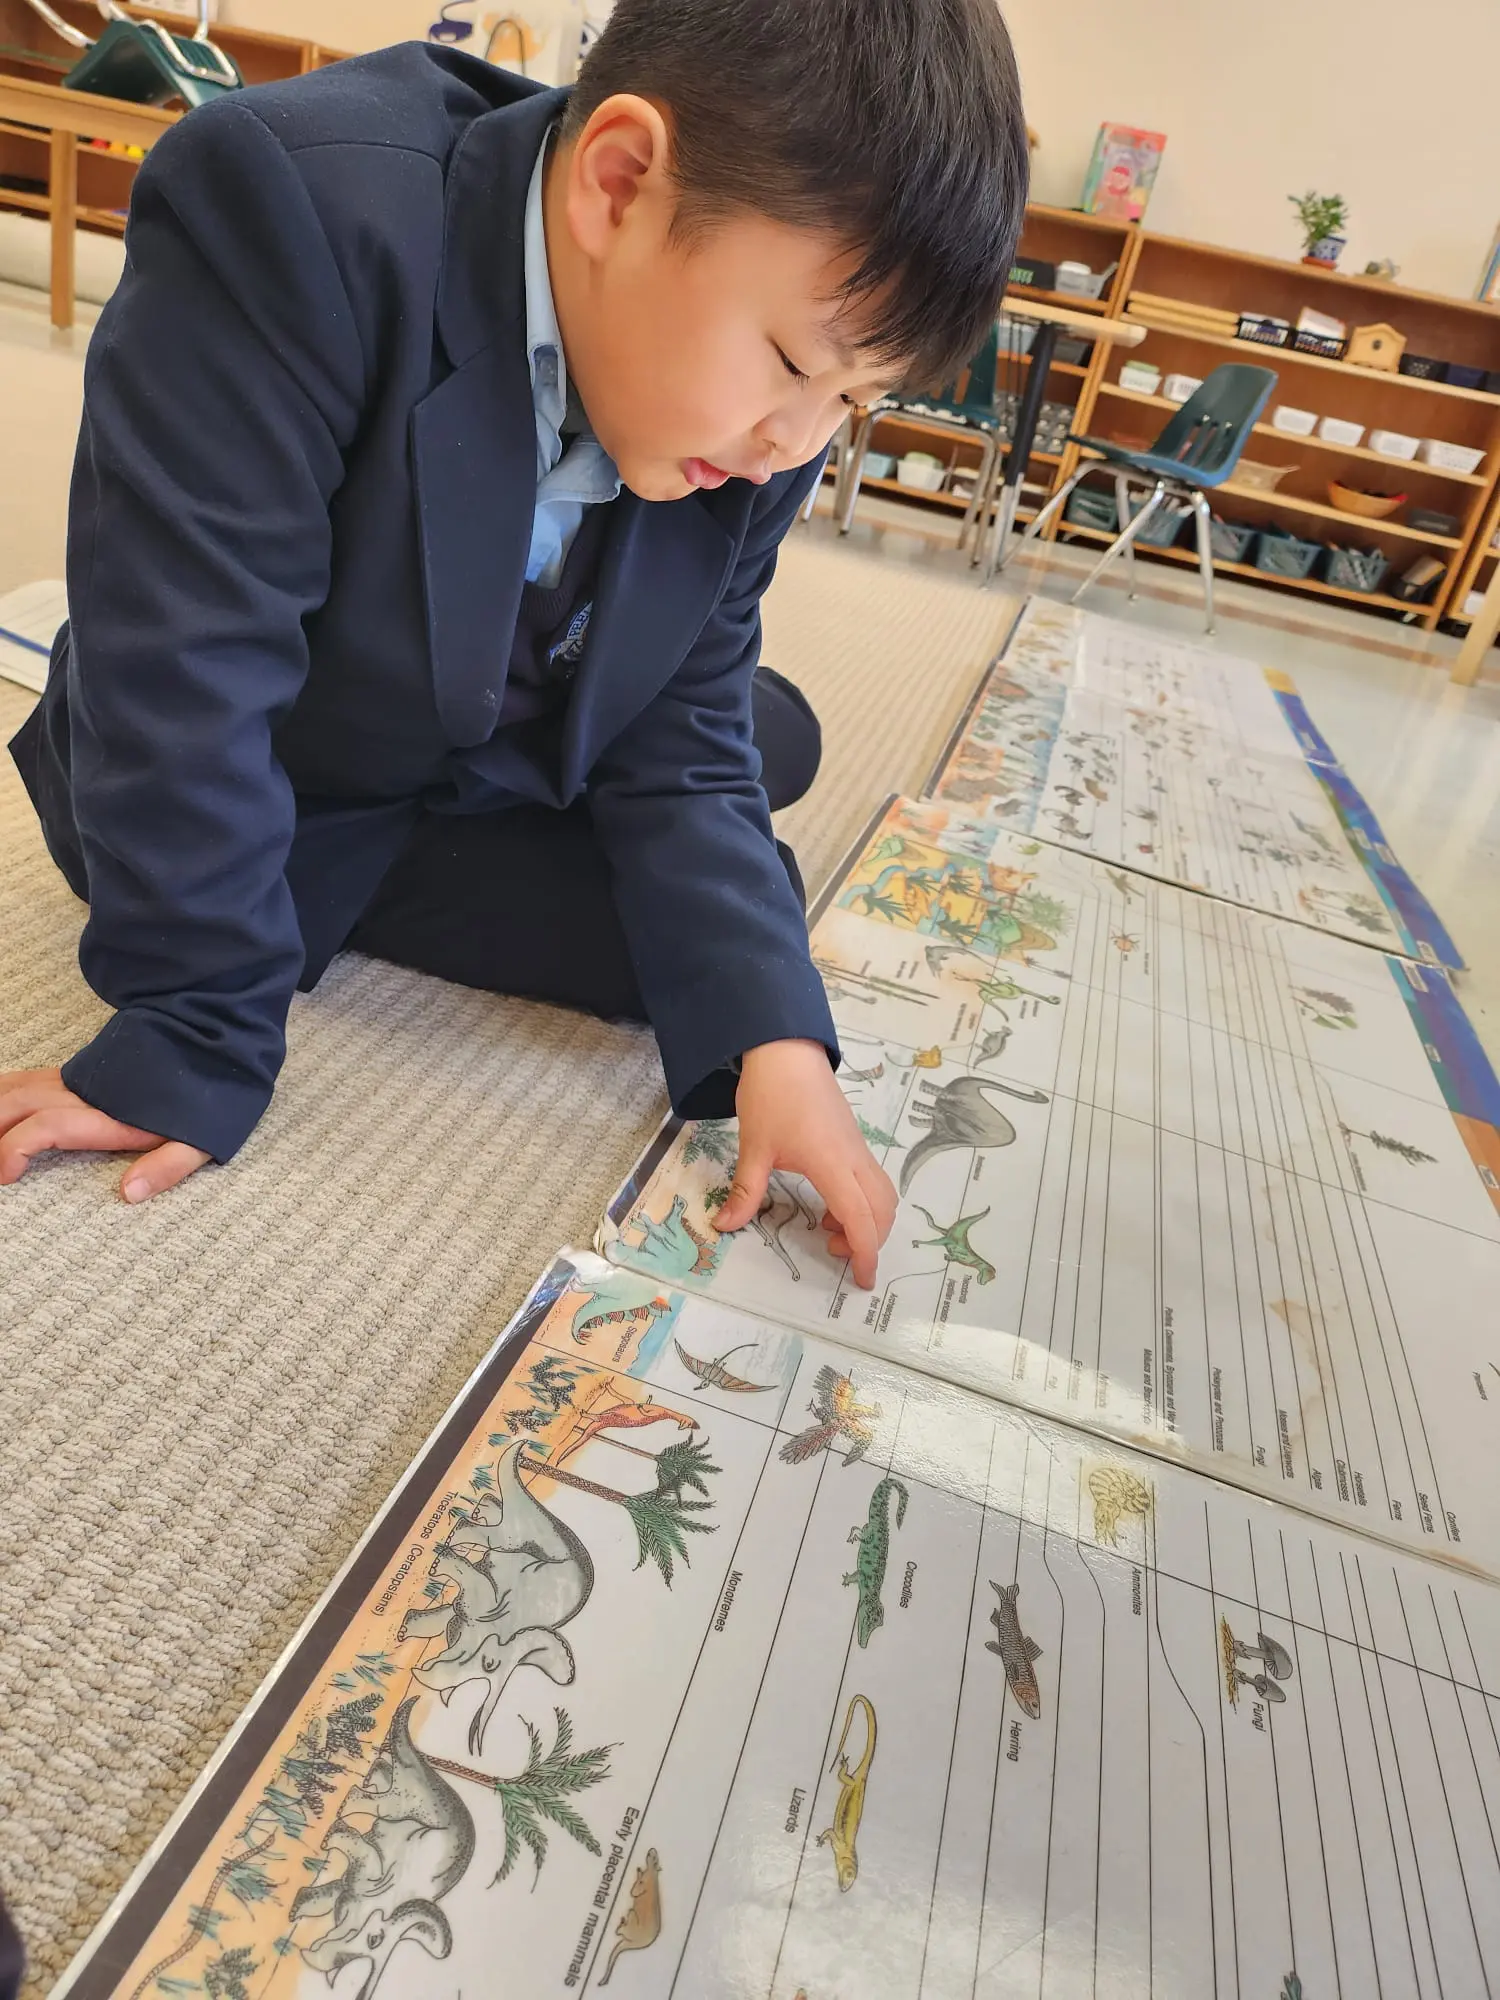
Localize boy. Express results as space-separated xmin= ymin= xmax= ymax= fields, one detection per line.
xmin=2 ymin=0 xmax=1028 ymax=1285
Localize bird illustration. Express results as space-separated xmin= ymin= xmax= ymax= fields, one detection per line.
xmin=779 ymin=1366 xmax=882 ymax=1466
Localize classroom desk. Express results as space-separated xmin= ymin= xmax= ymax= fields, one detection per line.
xmin=980 ymin=296 xmax=1144 ymax=580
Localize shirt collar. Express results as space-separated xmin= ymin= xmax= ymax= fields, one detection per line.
xmin=524 ymin=129 xmax=569 ymax=443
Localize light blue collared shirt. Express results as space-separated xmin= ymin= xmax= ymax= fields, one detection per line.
xmin=524 ymin=134 xmax=620 ymax=588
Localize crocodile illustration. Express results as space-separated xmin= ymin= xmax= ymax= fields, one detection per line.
xmin=843 ymin=1476 xmax=910 ymax=1646
xmin=910 ymin=1204 xmax=995 ymax=1285
xmin=816 ymin=1694 xmax=877 ymax=1891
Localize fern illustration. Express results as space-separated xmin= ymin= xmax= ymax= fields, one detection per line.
xmin=429 ymin=1709 xmax=614 ymax=1888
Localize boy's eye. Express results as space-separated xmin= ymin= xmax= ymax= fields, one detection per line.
xmin=776 ymin=346 xmax=811 ymax=386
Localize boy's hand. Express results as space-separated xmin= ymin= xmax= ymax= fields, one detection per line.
xmin=714 ymin=1039 xmax=897 ymax=1289
xmin=0 ymin=1067 xmax=211 ymax=1203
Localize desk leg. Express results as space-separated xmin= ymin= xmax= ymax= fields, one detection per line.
xmin=985 ymin=319 xmax=1058 ymax=581
xmin=50 ymin=129 xmax=77 ymax=332
xmin=1452 ymin=555 xmax=1500 ymax=685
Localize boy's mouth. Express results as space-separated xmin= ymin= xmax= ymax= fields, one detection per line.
xmin=681 ymin=458 xmax=734 ymax=490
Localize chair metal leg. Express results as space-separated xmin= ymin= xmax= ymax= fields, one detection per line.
xmin=836 ymin=410 xmax=875 ymax=534
xmin=957 ymin=433 xmax=997 ymax=552
xmin=968 ymin=449 xmax=1004 ymax=567
xmin=1113 ymin=472 xmax=1143 ymax=598
xmin=984 ymin=479 xmax=1027 ymax=581
xmin=1070 ymin=480 xmax=1168 ymax=606
xmin=1020 ymin=465 xmax=1087 ymax=546
xmin=1192 ymin=492 xmax=1217 ymax=635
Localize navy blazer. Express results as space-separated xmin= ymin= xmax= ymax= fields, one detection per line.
xmin=11 ymin=46 xmax=837 ymax=1163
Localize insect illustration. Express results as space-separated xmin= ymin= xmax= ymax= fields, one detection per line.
xmin=780 ymin=1366 xmax=882 ymax=1466
xmin=598 ymin=1848 xmax=662 ymax=1984
xmin=1110 ymin=932 xmax=1140 ymax=957
xmin=673 ymin=1339 xmax=777 ymax=1394
xmin=986 ymin=1581 xmax=1043 ymax=1718
xmin=816 ymin=1695 xmax=877 ymax=1891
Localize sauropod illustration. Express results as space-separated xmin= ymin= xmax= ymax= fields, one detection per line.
xmin=900 ymin=1075 xmax=1049 ymax=1195
xmin=598 ymin=1847 xmax=662 ymax=1984
xmin=287 ymin=1698 xmax=474 ymax=2000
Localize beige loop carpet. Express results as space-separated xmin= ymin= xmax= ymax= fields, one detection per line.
xmin=0 ymin=521 xmax=1014 ymax=1993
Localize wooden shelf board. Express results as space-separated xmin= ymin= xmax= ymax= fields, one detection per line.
xmin=1139 ymin=228 xmax=1500 ymax=324
xmin=0 ymin=116 xmax=49 ymax=142
xmin=1125 ymin=313 xmax=1500 ymax=405
xmin=1058 ymin=518 xmax=1426 ymax=613
xmin=1094 ymin=383 xmax=1490 ymax=484
xmin=995 ymin=352 xmax=1090 ymax=379
xmin=0 ymin=182 xmax=46 ymax=212
xmin=1006 ymin=284 xmax=1111 ymax=315
xmin=1211 ymin=486 xmax=1462 ymax=548
xmin=1025 ymin=201 xmax=1139 ymax=237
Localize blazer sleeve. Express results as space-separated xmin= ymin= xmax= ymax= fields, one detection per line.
xmin=56 ymin=101 xmax=365 ymax=1162
xmin=585 ymin=459 xmax=838 ymax=1119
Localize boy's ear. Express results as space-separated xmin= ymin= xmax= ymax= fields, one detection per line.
xmin=564 ymin=93 xmax=673 ymax=257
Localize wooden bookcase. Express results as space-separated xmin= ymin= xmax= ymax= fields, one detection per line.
xmin=0 ymin=0 xmax=348 ymax=323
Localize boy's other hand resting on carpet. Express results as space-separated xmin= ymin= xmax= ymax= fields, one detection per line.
xmin=714 ymin=1039 xmax=896 ymax=1290
xmin=0 ymin=1067 xmax=211 ymax=1202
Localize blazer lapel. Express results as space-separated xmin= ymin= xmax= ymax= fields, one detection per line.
xmin=558 ymin=489 xmax=736 ymax=798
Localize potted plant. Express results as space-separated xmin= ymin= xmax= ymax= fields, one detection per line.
xmin=1289 ymin=191 xmax=1349 ymax=269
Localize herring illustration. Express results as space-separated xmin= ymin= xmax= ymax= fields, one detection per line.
xmin=985 ymin=1581 xmax=1042 ymax=1718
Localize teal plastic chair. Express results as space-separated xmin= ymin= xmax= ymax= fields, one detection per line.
xmin=24 ymin=0 xmax=241 ymax=107
xmin=836 ymin=323 xmax=1004 ymax=548
xmin=1025 ymin=361 xmax=1276 ymax=633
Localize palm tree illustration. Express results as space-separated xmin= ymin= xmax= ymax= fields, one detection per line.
xmin=523 ymin=1452 xmax=717 ymax=1585
xmin=428 ymin=1708 xmax=613 ymax=1886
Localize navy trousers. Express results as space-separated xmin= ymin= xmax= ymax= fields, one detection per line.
xmin=346 ymin=667 xmax=820 ymax=1020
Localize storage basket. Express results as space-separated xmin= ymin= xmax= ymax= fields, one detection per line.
xmin=1236 ymin=313 xmax=1291 ymax=348
xmin=1252 ymin=528 xmax=1321 ymax=579
xmin=1054 ymin=336 xmax=1093 ymax=366
xmin=1162 ymin=372 xmax=1203 ymax=404
xmin=1232 ymin=458 xmax=1296 ymax=492
xmin=1065 ymin=487 xmax=1119 ymax=532
xmin=1417 ymin=438 xmax=1485 ymax=474
xmin=1293 ymin=328 xmax=1348 ymax=360
xmin=1208 ymin=516 xmax=1257 ymax=561
xmin=1136 ymin=500 xmax=1192 ymax=547
xmin=1118 ymin=360 xmax=1162 ymax=395
xmin=1317 ymin=416 xmax=1365 ymax=447
xmin=1445 ymin=362 xmax=1486 ymax=390
xmin=1407 ymin=507 xmax=1460 ymax=538
xmin=1271 ymin=405 xmax=1317 ymax=436
xmin=1368 ymin=428 xmax=1419 ymax=461
xmin=1399 ymin=354 xmax=1444 ymax=380
xmin=1323 ymin=546 xmax=1390 ymax=593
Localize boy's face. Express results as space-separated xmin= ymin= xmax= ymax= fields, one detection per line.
xmin=548 ymin=101 xmax=901 ymax=503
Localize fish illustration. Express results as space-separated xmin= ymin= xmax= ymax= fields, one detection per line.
xmin=673 ymin=1339 xmax=776 ymax=1394
xmin=598 ymin=1848 xmax=662 ymax=1984
xmin=780 ymin=1366 xmax=881 ymax=1466
xmin=985 ymin=1581 xmax=1042 ymax=1718
xmin=816 ymin=1695 xmax=877 ymax=1891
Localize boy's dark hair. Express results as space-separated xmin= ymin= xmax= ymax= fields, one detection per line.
xmin=563 ymin=0 xmax=1029 ymax=384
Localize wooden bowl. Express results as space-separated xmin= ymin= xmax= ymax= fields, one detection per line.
xmin=1328 ymin=478 xmax=1405 ymax=519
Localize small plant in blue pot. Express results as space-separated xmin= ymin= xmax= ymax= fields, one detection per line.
xmin=1290 ymin=191 xmax=1349 ymax=268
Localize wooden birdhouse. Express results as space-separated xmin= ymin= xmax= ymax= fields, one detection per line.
xmin=1347 ymin=321 xmax=1406 ymax=371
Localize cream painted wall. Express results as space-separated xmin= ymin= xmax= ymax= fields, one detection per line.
xmin=1003 ymin=0 xmax=1500 ymax=301
xmin=218 ymin=0 xmax=610 ymax=62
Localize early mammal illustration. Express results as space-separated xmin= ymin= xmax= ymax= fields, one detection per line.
xmin=1087 ymin=1463 xmax=1154 ymax=1547
xmin=401 ymin=1441 xmax=594 ymax=1755
xmin=817 ymin=1694 xmax=878 ymax=1891
xmin=598 ymin=1847 xmax=662 ymax=1985
xmin=844 ymin=1476 xmax=910 ymax=1646
xmin=986 ymin=1582 xmax=1043 ymax=1718
xmin=288 ymin=1698 xmax=475 ymax=1999
xmin=781 ymin=1366 xmax=882 ymax=1467
xmin=910 ymin=1204 xmax=995 ymax=1285
xmin=673 ymin=1338 xmax=777 ymax=1394
xmin=901 ymin=1075 xmax=1050 ymax=1194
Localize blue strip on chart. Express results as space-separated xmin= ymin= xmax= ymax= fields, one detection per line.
xmin=1313 ymin=761 xmax=1465 ymax=972
xmin=0 ymin=623 xmax=50 ymax=657
xmin=1271 ymin=689 xmax=1341 ymax=769
xmin=1388 ymin=955 xmax=1500 ymax=1127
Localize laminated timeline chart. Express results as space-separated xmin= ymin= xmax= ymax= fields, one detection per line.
xmin=54 ymin=1255 xmax=1500 ymax=2000
xmin=602 ymin=798 xmax=1500 ymax=1582
xmin=927 ymin=598 xmax=1463 ymax=970
xmin=0 ymin=577 xmax=64 ymax=695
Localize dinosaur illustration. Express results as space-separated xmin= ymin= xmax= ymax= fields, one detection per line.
xmin=986 ymin=1581 xmax=1042 ymax=1718
xmin=598 ymin=1847 xmax=662 ymax=1985
xmin=288 ymin=1699 xmax=474 ymax=1999
xmin=780 ymin=1366 xmax=882 ymax=1466
xmin=616 ymin=1195 xmax=720 ymax=1282
xmin=674 ymin=1338 xmax=777 ymax=1393
xmin=844 ymin=1477 xmax=910 ymax=1646
xmin=976 ymin=1026 xmax=1013 ymax=1065
xmin=900 ymin=1074 xmax=1050 ymax=1196
xmin=816 ymin=1695 xmax=877 ymax=1892
xmin=573 ymin=1299 xmax=670 ymax=1346
xmin=748 ymin=1172 xmax=820 ymax=1280
xmin=402 ymin=1442 xmax=594 ymax=1754
xmin=555 ymin=1391 xmax=697 ymax=1467
xmin=843 ymin=1061 xmax=885 ymax=1084
xmin=974 ymin=973 xmax=1060 ymax=1007
xmin=911 ymin=1204 xmax=995 ymax=1284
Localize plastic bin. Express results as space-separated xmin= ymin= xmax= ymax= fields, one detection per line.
xmin=1207 ymin=517 xmax=1257 ymax=561
xmin=1399 ymin=354 xmax=1444 ymax=380
xmin=1237 ymin=314 xmax=1291 ymax=349
xmin=1317 ymin=415 xmax=1365 ymax=447
xmin=1119 ymin=360 xmax=1162 ymax=395
xmin=1162 ymin=373 xmax=1203 ymax=404
xmin=1065 ymin=487 xmax=1118 ymax=532
xmin=1417 ymin=438 xmax=1485 ymax=474
xmin=1445 ymin=362 xmax=1486 ymax=390
xmin=1323 ymin=546 xmax=1390 ymax=593
xmin=1368 ymin=428 xmax=1419 ymax=461
xmin=1407 ymin=507 xmax=1460 ymax=538
xmin=1252 ymin=528 xmax=1321 ymax=579
xmin=995 ymin=315 xmax=1037 ymax=355
xmin=1136 ymin=500 xmax=1192 ymax=547
xmin=1271 ymin=405 xmax=1317 ymax=436
xmin=1293 ymin=328 xmax=1347 ymax=360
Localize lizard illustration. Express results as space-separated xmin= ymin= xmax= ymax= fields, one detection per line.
xmin=674 ymin=1338 xmax=777 ymax=1394
xmin=843 ymin=1477 xmax=910 ymax=1646
xmin=816 ymin=1694 xmax=877 ymax=1892
xmin=598 ymin=1848 xmax=662 ymax=1985
xmin=910 ymin=1204 xmax=995 ymax=1285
